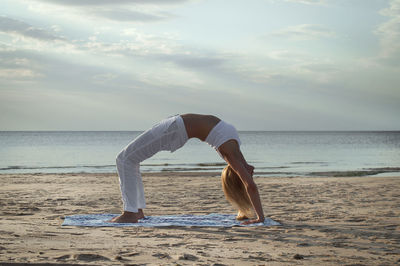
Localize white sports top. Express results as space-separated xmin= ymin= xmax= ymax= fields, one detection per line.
xmin=205 ymin=120 xmax=241 ymax=153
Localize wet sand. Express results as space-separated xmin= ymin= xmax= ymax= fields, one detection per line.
xmin=0 ymin=172 xmax=399 ymax=265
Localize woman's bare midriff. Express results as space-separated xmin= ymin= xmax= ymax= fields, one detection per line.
xmin=181 ymin=113 xmax=221 ymax=141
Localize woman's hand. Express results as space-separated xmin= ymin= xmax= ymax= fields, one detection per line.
xmin=245 ymin=164 xmax=254 ymax=177
xmin=241 ymin=217 xmax=265 ymax=225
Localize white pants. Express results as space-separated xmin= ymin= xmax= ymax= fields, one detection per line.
xmin=116 ymin=115 xmax=188 ymax=213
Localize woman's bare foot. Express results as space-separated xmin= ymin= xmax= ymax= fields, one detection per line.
xmin=109 ymin=211 xmax=141 ymax=223
xmin=137 ymin=209 xmax=145 ymax=219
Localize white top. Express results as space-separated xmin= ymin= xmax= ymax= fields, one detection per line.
xmin=205 ymin=120 xmax=241 ymax=156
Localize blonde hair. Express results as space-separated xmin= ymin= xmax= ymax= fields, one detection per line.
xmin=221 ymin=165 xmax=254 ymax=219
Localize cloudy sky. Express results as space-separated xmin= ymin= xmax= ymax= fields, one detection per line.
xmin=1 ymin=0 xmax=399 ymax=130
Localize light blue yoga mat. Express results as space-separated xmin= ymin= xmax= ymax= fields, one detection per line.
xmin=62 ymin=213 xmax=280 ymax=227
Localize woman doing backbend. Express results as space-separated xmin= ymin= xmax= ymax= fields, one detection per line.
xmin=110 ymin=114 xmax=264 ymax=225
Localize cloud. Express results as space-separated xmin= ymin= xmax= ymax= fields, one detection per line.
xmin=374 ymin=0 xmax=400 ymax=67
xmin=284 ymin=0 xmax=325 ymax=4
xmin=73 ymin=27 xmax=227 ymax=71
xmin=265 ymin=0 xmax=325 ymax=5
xmin=268 ymin=24 xmax=336 ymax=41
xmin=0 ymin=50 xmax=44 ymax=81
xmin=0 ymin=69 xmax=39 ymax=79
xmin=156 ymin=53 xmax=226 ymax=69
xmin=34 ymin=0 xmax=188 ymax=6
xmin=0 ymin=15 xmax=226 ymax=81
xmin=92 ymin=8 xmax=175 ymax=22
xmin=0 ymin=16 xmax=65 ymax=41
xmin=26 ymin=0 xmax=185 ymax=22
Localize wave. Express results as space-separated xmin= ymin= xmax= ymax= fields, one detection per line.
xmin=142 ymin=162 xmax=227 ymax=167
xmin=160 ymin=167 xmax=223 ymax=172
xmin=0 ymin=165 xmax=115 ymax=171
xmin=256 ymin=166 xmax=290 ymax=169
xmin=307 ymin=167 xmax=400 ymax=177
xmin=1 ymin=164 xmax=399 ymax=177
xmin=0 ymin=162 xmax=227 ymax=172
xmin=291 ymin=161 xmax=327 ymax=165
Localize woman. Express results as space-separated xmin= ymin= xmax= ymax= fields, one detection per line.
xmin=110 ymin=114 xmax=264 ymax=225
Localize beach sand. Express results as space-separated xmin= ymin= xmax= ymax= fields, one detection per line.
xmin=0 ymin=172 xmax=399 ymax=265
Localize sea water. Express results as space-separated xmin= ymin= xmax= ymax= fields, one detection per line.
xmin=0 ymin=131 xmax=399 ymax=176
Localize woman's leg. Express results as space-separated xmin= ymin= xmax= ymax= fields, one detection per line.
xmin=111 ymin=115 xmax=186 ymax=223
xmin=111 ymin=121 xmax=174 ymax=223
xmin=134 ymin=165 xmax=145 ymax=219
xmin=110 ymin=156 xmax=143 ymax=223
xmin=110 ymin=130 xmax=155 ymax=222
xmin=116 ymin=157 xmax=143 ymax=213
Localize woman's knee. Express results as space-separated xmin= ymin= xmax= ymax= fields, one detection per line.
xmin=116 ymin=150 xmax=126 ymax=164
xmin=116 ymin=150 xmax=141 ymax=169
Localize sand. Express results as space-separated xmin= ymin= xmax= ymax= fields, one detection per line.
xmin=0 ymin=172 xmax=399 ymax=265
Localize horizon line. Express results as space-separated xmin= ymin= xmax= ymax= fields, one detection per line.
xmin=1 ymin=129 xmax=399 ymax=132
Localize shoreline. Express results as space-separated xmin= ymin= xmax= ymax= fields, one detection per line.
xmin=1 ymin=166 xmax=400 ymax=178
xmin=1 ymin=173 xmax=399 ymax=265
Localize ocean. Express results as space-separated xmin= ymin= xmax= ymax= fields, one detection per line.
xmin=0 ymin=131 xmax=399 ymax=177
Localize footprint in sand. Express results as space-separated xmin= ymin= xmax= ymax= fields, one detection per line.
xmin=56 ymin=254 xmax=110 ymax=261
xmin=73 ymin=253 xmax=111 ymax=261
xmin=55 ymin=254 xmax=70 ymax=261
xmin=177 ymin=253 xmax=198 ymax=261
xmin=153 ymin=252 xmax=171 ymax=259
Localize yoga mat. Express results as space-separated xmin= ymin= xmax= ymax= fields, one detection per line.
xmin=62 ymin=213 xmax=280 ymax=227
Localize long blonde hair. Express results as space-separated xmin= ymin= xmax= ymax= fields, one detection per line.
xmin=221 ymin=165 xmax=254 ymax=218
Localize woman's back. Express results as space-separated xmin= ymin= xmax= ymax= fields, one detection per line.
xmin=181 ymin=113 xmax=220 ymax=141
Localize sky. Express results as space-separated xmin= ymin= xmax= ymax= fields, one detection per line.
xmin=1 ymin=0 xmax=399 ymax=131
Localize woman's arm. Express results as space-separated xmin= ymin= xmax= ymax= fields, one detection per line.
xmin=218 ymin=140 xmax=265 ymax=224
xmin=226 ymin=157 xmax=265 ymax=224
